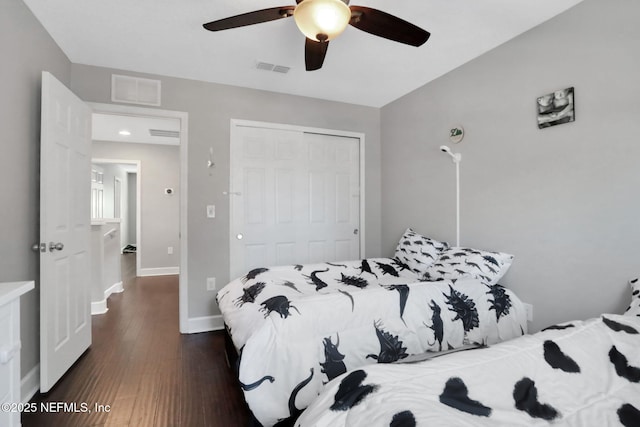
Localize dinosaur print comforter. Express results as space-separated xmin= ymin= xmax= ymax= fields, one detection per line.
xmin=216 ymin=258 xmax=527 ymax=427
xmin=296 ymin=314 xmax=640 ymax=427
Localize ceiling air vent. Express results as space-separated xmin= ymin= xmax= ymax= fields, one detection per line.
xmin=112 ymin=74 xmax=161 ymax=106
xmin=149 ymin=129 xmax=180 ymax=138
xmin=256 ymin=62 xmax=275 ymax=71
xmin=273 ymin=65 xmax=291 ymax=74
xmin=256 ymin=62 xmax=291 ymax=74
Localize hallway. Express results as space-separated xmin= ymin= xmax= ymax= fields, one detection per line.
xmin=23 ymin=254 xmax=250 ymax=426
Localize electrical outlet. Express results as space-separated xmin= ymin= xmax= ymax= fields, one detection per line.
xmin=523 ymin=303 xmax=533 ymax=322
xmin=167 ymin=246 xmax=173 ymax=255
xmin=206 ymin=277 xmax=216 ymax=291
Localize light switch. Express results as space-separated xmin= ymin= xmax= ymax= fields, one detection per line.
xmin=206 ymin=205 xmax=215 ymax=218
xmin=523 ymin=303 xmax=533 ymax=322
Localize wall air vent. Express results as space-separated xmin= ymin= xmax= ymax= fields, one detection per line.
xmin=112 ymin=74 xmax=161 ymax=106
xmin=256 ymin=62 xmax=291 ymax=74
xmin=149 ymin=129 xmax=180 ymax=138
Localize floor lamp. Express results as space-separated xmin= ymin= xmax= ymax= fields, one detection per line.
xmin=439 ymin=145 xmax=461 ymax=247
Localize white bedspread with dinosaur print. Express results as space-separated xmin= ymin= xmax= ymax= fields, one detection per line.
xmin=216 ymin=258 xmax=527 ymax=427
xmin=296 ymin=314 xmax=640 ymax=427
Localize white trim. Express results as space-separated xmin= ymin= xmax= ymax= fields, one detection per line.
xmin=106 ymin=281 xmax=124 ymax=295
xmin=179 ymin=113 xmax=189 ymax=334
xmin=186 ymin=315 xmax=225 ymax=333
xmin=91 ymin=281 xmax=124 ymax=315
xmin=139 ymin=267 xmax=180 ymax=277
xmin=113 ymin=176 xmax=122 ymax=220
xmin=88 ymin=103 xmax=190 ymax=335
xmin=231 ymin=119 xmax=365 ymax=139
xmin=21 ymin=364 xmax=40 ymax=404
xmin=91 ymin=299 xmax=108 ymax=315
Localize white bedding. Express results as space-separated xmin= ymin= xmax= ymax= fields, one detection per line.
xmin=217 ymin=258 xmax=527 ymax=426
xmin=296 ymin=314 xmax=640 ymax=427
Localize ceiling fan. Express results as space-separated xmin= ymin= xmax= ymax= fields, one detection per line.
xmin=203 ymin=0 xmax=430 ymax=71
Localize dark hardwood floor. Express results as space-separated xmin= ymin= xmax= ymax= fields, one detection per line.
xmin=23 ymin=254 xmax=251 ymax=427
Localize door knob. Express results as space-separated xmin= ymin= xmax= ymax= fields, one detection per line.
xmin=49 ymin=242 xmax=64 ymax=252
xmin=32 ymin=243 xmax=46 ymax=253
xmin=236 ymin=234 xmax=244 ymax=240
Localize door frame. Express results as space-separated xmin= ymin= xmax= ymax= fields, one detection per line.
xmin=229 ymin=119 xmax=366 ymax=272
xmin=89 ymin=102 xmax=189 ymax=333
xmin=114 ymin=176 xmax=122 ymax=220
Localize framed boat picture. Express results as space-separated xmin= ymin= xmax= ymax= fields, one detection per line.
xmin=537 ymin=87 xmax=575 ymax=129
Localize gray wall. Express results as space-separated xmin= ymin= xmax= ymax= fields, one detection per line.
xmin=381 ymin=0 xmax=640 ymax=332
xmin=74 ymin=69 xmax=383 ymax=319
xmin=10 ymin=0 xmax=630 ymax=385
xmin=92 ymin=142 xmax=180 ymax=271
xmin=0 ymin=0 xmax=72 ymax=377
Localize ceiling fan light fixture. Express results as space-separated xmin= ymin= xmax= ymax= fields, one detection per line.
xmin=294 ymin=0 xmax=351 ymax=42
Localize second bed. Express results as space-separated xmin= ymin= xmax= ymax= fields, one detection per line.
xmin=217 ymin=229 xmax=528 ymax=426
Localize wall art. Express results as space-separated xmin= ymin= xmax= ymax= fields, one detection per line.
xmin=537 ymin=87 xmax=575 ymax=129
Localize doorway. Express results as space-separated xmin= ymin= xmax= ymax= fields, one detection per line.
xmin=89 ymin=103 xmax=189 ymax=333
xmin=91 ymin=159 xmax=140 ymax=272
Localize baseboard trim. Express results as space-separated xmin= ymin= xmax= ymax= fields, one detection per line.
xmin=91 ymin=299 xmax=108 ymax=315
xmin=21 ymin=364 xmax=40 ymax=404
xmin=106 ymin=281 xmax=124 ymax=295
xmin=91 ymin=281 xmax=124 ymax=315
xmin=186 ymin=315 xmax=224 ymax=333
xmin=139 ymin=267 xmax=180 ymax=277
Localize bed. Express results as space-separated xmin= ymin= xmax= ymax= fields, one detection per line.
xmin=217 ymin=229 xmax=528 ymax=426
xmin=295 ymin=280 xmax=640 ymax=427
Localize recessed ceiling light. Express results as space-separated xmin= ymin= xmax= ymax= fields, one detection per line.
xmin=119 ymin=130 xmax=131 ymax=136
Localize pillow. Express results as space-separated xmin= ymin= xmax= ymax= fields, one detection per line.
xmin=422 ymin=246 xmax=514 ymax=285
xmin=393 ymin=228 xmax=449 ymax=276
xmin=624 ymin=278 xmax=640 ymax=316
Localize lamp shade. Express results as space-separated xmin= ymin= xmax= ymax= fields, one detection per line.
xmin=293 ymin=0 xmax=351 ymax=42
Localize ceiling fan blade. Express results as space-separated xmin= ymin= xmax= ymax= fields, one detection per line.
xmin=348 ymin=6 xmax=430 ymax=46
xmin=305 ymin=38 xmax=329 ymax=71
xmin=203 ymin=6 xmax=295 ymax=31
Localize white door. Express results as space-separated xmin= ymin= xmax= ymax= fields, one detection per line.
xmin=39 ymin=72 xmax=92 ymax=392
xmin=230 ymin=123 xmax=361 ymax=280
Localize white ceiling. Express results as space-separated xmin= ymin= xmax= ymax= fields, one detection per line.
xmin=23 ymin=0 xmax=583 ymax=107
xmin=92 ymin=113 xmax=181 ymax=145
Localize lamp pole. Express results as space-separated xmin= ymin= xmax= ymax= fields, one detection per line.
xmin=439 ymin=145 xmax=461 ymax=247
xmin=454 ymin=154 xmax=460 ymax=247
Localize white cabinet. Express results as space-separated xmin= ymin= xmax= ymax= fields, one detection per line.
xmin=0 ymin=281 xmax=34 ymax=427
